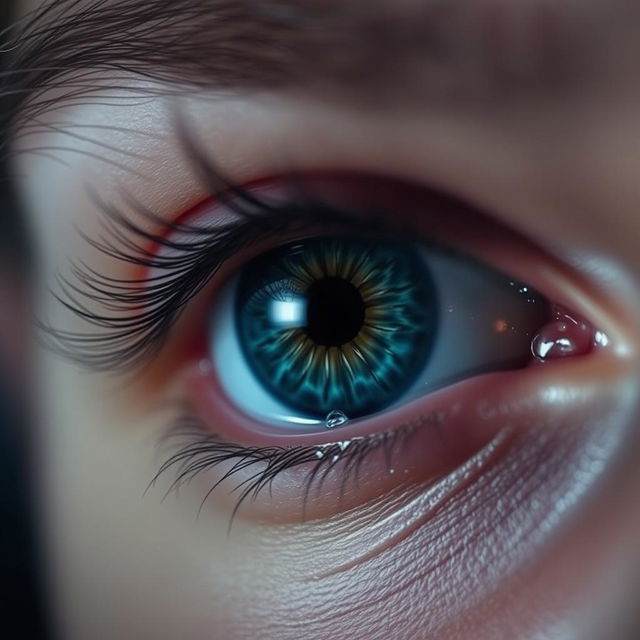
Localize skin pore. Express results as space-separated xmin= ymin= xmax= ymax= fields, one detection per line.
xmin=5 ymin=0 xmax=640 ymax=638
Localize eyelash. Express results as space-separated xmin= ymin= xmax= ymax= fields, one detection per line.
xmin=42 ymin=131 xmax=440 ymax=515
xmin=152 ymin=415 xmax=419 ymax=527
xmin=44 ymin=132 xmax=415 ymax=372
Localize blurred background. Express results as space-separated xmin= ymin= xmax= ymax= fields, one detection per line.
xmin=0 ymin=1 xmax=49 ymax=636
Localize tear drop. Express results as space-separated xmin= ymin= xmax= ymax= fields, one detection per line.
xmin=325 ymin=410 xmax=349 ymax=429
xmin=531 ymin=309 xmax=593 ymax=361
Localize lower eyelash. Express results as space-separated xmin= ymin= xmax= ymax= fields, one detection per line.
xmin=150 ymin=416 xmax=417 ymax=527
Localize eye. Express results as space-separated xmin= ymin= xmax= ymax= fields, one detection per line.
xmin=51 ymin=166 xmax=610 ymax=521
xmin=148 ymin=171 xmax=607 ymax=519
xmin=213 ymin=234 xmax=550 ymax=428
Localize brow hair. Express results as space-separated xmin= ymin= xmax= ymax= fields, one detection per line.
xmin=0 ymin=0 xmax=597 ymax=156
xmin=0 ymin=0 xmax=440 ymax=140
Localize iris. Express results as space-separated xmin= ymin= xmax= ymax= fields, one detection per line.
xmin=235 ymin=237 xmax=437 ymax=419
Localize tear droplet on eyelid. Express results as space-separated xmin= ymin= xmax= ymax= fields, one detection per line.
xmin=325 ymin=409 xmax=350 ymax=429
xmin=531 ymin=307 xmax=594 ymax=361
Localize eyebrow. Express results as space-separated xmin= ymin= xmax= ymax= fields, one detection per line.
xmin=0 ymin=0 xmax=607 ymax=147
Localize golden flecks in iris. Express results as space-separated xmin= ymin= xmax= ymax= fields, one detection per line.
xmin=340 ymin=341 xmax=365 ymax=369
xmin=364 ymin=304 xmax=396 ymax=329
xmin=283 ymin=331 xmax=311 ymax=361
xmin=351 ymin=325 xmax=375 ymax=352
xmin=261 ymin=240 xmax=425 ymax=397
xmin=281 ymin=240 xmax=391 ymax=297
xmin=340 ymin=246 xmax=369 ymax=284
xmin=323 ymin=242 xmax=341 ymax=277
xmin=281 ymin=253 xmax=318 ymax=285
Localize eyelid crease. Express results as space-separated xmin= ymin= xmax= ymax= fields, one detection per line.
xmin=42 ymin=113 xmax=625 ymax=381
xmin=44 ymin=157 xmax=623 ymax=384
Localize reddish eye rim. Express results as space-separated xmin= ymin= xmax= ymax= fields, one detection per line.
xmin=145 ymin=170 xmax=629 ymax=380
xmin=140 ymin=170 xmax=630 ymax=334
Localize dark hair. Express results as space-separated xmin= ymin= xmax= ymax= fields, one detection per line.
xmin=0 ymin=0 xmax=31 ymax=269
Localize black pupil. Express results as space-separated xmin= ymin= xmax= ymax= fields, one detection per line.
xmin=305 ymin=277 xmax=365 ymax=346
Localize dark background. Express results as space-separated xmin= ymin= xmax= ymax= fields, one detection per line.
xmin=1 ymin=1 xmax=50 ymax=637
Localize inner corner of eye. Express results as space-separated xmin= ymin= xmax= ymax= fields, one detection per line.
xmin=200 ymin=233 xmax=598 ymax=433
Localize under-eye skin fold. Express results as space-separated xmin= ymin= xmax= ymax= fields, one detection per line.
xmin=46 ymin=143 xmax=607 ymax=520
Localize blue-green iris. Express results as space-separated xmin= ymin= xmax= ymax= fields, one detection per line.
xmin=235 ymin=236 xmax=437 ymax=419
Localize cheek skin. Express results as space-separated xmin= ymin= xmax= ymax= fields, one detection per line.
xmin=187 ymin=374 xmax=635 ymax=640
xmin=35 ymin=345 xmax=639 ymax=640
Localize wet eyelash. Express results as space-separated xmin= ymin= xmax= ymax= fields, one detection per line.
xmin=42 ymin=126 xmax=407 ymax=372
xmin=151 ymin=416 xmax=417 ymax=528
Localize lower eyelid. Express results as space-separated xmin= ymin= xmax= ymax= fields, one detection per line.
xmin=182 ymin=350 xmax=620 ymax=448
xmin=138 ymin=251 xmax=634 ymax=522
xmin=163 ymin=348 xmax=629 ymax=521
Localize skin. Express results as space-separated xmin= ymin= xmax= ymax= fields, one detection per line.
xmin=8 ymin=0 xmax=640 ymax=638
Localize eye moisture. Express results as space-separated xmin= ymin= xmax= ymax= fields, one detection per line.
xmin=214 ymin=229 xmax=553 ymax=431
xmin=531 ymin=306 xmax=595 ymax=361
xmin=235 ymin=237 xmax=437 ymax=419
xmin=44 ymin=144 xmax=613 ymax=521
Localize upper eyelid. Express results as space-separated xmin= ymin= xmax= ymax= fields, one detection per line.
xmin=42 ymin=162 xmax=603 ymax=376
xmin=41 ymin=165 xmax=431 ymax=372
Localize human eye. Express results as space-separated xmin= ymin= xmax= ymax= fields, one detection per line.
xmin=10 ymin=0 xmax=640 ymax=636
xmin=46 ymin=137 xmax=616 ymax=524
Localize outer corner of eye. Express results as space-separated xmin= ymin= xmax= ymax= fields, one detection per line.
xmin=153 ymin=173 xmax=626 ymax=518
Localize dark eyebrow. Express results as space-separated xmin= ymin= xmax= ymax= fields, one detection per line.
xmin=0 ymin=0 xmax=610 ymax=149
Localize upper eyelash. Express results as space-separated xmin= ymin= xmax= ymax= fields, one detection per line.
xmin=41 ymin=125 xmax=411 ymax=372
xmin=151 ymin=416 xmax=417 ymax=528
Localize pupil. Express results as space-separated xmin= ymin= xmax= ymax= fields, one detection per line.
xmin=305 ymin=277 xmax=365 ymax=346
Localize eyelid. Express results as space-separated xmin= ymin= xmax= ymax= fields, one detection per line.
xmin=166 ymin=337 xmax=630 ymax=523
xmin=146 ymin=175 xmax=625 ymax=411
xmin=182 ymin=355 xmax=615 ymax=448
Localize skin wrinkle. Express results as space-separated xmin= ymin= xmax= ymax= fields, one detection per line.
xmin=167 ymin=381 xmax=633 ymax=639
xmin=303 ymin=429 xmax=513 ymax=580
xmin=13 ymin=70 xmax=640 ymax=639
xmin=222 ymin=402 xmax=627 ymax=640
xmin=194 ymin=371 xmax=637 ymax=638
xmin=15 ymin=87 xmax=640 ymax=637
